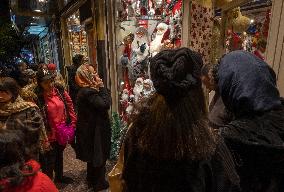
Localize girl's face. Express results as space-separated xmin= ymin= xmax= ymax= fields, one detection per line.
xmin=40 ymin=79 xmax=54 ymax=92
xmin=0 ymin=90 xmax=13 ymax=103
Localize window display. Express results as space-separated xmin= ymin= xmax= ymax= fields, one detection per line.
xmin=221 ymin=0 xmax=272 ymax=61
xmin=67 ymin=11 xmax=89 ymax=60
xmin=116 ymin=0 xmax=183 ymax=123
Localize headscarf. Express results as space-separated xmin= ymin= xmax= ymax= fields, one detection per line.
xmin=75 ymin=64 xmax=103 ymax=90
xmin=218 ymin=50 xmax=281 ymax=117
xmin=150 ymin=48 xmax=203 ymax=100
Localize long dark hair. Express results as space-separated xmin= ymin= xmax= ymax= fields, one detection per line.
xmin=129 ymin=85 xmax=217 ymax=160
xmin=0 ymin=129 xmax=36 ymax=190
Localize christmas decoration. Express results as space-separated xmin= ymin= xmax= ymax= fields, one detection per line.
xmin=262 ymin=10 xmax=271 ymax=38
xmin=117 ymin=0 xmax=128 ymax=21
xmin=210 ymin=18 xmax=221 ymax=64
xmin=0 ymin=23 xmax=23 ymax=64
xmin=110 ymin=112 xmax=127 ymax=160
xmin=120 ymin=89 xmax=130 ymax=122
xmin=215 ymin=0 xmax=232 ymax=8
xmin=122 ymin=33 xmax=134 ymax=91
xmin=231 ymin=9 xmax=250 ymax=33
xmin=189 ymin=2 xmax=213 ymax=65
xmin=142 ymin=79 xmax=155 ymax=98
xmin=126 ymin=94 xmax=135 ymax=116
xmin=150 ymin=22 xmax=170 ymax=56
xmin=133 ymin=77 xmax=144 ymax=102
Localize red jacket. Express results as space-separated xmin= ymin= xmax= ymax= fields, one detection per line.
xmin=0 ymin=160 xmax=58 ymax=192
xmin=44 ymin=88 xmax=77 ymax=141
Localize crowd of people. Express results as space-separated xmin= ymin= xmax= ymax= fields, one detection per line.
xmin=0 ymin=48 xmax=283 ymax=192
xmin=0 ymin=55 xmax=112 ymax=192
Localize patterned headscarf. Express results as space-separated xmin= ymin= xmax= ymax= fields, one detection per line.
xmin=75 ymin=64 xmax=103 ymax=91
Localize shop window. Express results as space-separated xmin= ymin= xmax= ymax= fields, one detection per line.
xmin=67 ymin=11 xmax=89 ymax=63
xmin=115 ymin=0 xmax=183 ymax=123
xmin=213 ymin=0 xmax=272 ymax=63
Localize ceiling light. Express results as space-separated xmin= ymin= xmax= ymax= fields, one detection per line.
xmin=250 ymin=19 xmax=255 ymax=23
xmin=34 ymin=9 xmax=42 ymax=12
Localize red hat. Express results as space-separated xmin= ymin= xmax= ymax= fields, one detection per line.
xmin=47 ymin=63 xmax=56 ymax=71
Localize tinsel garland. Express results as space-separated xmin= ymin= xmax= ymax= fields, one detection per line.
xmin=110 ymin=112 xmax=128 ymax=160
xmin=210 ymin=19 xmax=221 ymax=64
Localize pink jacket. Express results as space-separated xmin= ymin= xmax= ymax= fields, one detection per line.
xmin=44 ymin=88 xmax=77 ymax=142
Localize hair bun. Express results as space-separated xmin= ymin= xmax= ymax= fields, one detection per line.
xmin=150 ymin=48 xmax=203 ymax=99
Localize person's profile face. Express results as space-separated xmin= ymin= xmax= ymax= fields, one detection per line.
xmin=40 ymin=79 xmax=54 ymax=91
xmin=201 ymin=75 xmax=215 ymax=91
xmin=18 ymin=63 xmax=27 ymax=72
xmin=0 ymin=90 xmax=13 ymax=103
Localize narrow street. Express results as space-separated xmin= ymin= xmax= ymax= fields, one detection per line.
xmin=58 ymin=146 xmax=88 ymax=192
xmin=58 ymin=146 xmax=112 ymax=192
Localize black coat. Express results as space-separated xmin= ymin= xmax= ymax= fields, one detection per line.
xmin=218 ymin=51 xmax=284 ymax=191
xmin=221 ymin=104 xmax=284 ymax=192
xmin=123 ymin=133 xmax=240 ymax=192
xmin=67 ymin=66 xmax=80 ymax=107
xmin=75 ymin=87 xmax=111 ymax=167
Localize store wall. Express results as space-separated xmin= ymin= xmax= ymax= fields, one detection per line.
xmin=265 ymin=0 xmax=284 ymax=96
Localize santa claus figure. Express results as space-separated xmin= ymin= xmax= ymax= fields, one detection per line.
xmin=122 ymin=33 xmax=134 ymax=91
xmin=126 ymin=94 xmax=135 ymax=117
xmin=132 ymin=26 xmax=149 ymax=51
xmin=150 ymin=23 xmax=170 ymax=56
xmin=133 ymin=78 xmax=144 ymax=102
xmin=142 ymin=79 xmax=155 ymax=98
xmin=153 ymin=0 xmax=163 ymax=16
xmin=130 ymin=27 xmax=150 ymax=80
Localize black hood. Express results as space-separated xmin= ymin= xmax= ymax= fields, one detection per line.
xmin=218 ymin=50 xmax=281 ymax=117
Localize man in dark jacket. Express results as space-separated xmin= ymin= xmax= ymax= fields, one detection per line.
xmin=67 ymin=54 xmax=84 ymax=109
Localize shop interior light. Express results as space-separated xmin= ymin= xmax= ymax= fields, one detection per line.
xmin=250 ymin=19 xmax=255 ymax=23
xmin=34 ymin=9 xmax=42 ymax=12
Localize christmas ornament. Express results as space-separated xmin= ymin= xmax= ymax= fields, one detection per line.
xmin=133 ymin=77 xmax=144 ymax=102
xmin=150 ymin=22 xmax=170 ymax=56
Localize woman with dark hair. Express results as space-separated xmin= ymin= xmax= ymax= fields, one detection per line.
xmin=36 ymin=69 xmax=76 ymax=183
xmin=218 ymin=50 xmax=284 ymax=192
xmin=122 ymin=48 xmax=240 ymax=192
xmin=0 ymin=77 xmax=48 ymax=159
xmin=0 ymin=129 xmax=58 ymax=192
xmin=75 ymin=64 xmax=111 ymax=191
